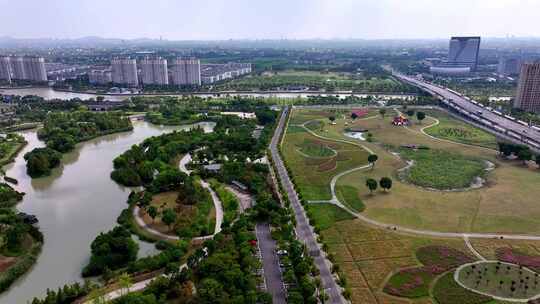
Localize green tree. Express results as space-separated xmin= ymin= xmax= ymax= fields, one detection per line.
xmin=379 ymin=177 xmax=393 ymax=192
xmin=118 ymin=272 xmax=133 ymax=296
xmin=406 ymin=109 xmax=415 ymax=117
xmin=4 ymin=223 xmax=26 ymax=252
xmin=147 ymin=206 xmax=158 ymax=223
xmin=351 ymin=112 xmax=358 ymax=120
xmin=367 ymin=154 xmax=378 ymax=170
xmin=88 ymin=287 xmax=107 ymax=304
xmin=416 ymin=111 xmax=426 ymax=123
xmin=366 ymin=178 xmax=378 ymax=194
xmin=536 ymin=155 xmax=540 ymax=169
xmin=161 ymin=208 xmax=177 ymax=231
xmin=518 ymin=149 xmax=533 ymax=165
xmin=379 ymin=108 xmax=387 ymax=118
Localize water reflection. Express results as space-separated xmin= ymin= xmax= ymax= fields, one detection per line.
xmin=0 ymin=120 xmax=215 ymax=303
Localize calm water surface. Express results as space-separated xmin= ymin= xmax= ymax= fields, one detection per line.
xmin=0 ymin=121 xmax=215 ymax=303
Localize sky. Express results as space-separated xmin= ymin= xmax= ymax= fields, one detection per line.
xmin=1 ymin=0 xmax=539 ymax=40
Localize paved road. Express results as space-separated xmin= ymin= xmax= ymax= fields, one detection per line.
xmin=255 ymin=223 xmax=287 ymax=304
xmin=270 ymin=106 xmax=344 ymax=304
xmin=393 ymin=72 xmax=540 ymax=150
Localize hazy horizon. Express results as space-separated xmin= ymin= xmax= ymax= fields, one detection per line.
xmin=1 ymin=0 xmax=539 ymax=41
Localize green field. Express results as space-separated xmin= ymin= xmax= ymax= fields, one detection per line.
xmin=399 ymin=148 xmax=486 ymax=190
xmin=215 ymin=70 xmax=407 ymax=92
xmin=424 ymin=111 xmax=498 ymax=149
xmin=286 ymin=107 xmax=540 ymax=234
xmin=282 ymin=122 xmax=369 ymax=200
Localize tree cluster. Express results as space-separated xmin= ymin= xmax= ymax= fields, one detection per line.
xmin=24 ymin=147 xmax=62 ymax=178
xmin=82 ymin=226 xmax=139 ymax=277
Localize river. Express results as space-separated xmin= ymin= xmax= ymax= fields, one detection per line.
xmin=0 ymin=87 xmax=416 ymax=102
xmin=0 ymin=120 xmax=215 ymax=303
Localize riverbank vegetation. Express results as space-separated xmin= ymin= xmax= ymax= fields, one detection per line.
xmin=22 ymin=111 xmax=133 ymax=178
xmin=0 ymin=183 xmax=43 ymax=294
xmin=0 ymin=134 xmax=27 ymax=167
xmin=82 ymin=226 xmax=138 ymax=277
xmin=37 ymin=111 xmax=132 ymax=153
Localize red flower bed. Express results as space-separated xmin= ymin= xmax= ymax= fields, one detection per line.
xmin=417 ymin=245 xmax=474 ymax=270
xmin=496 ymin=247 xmax=540 ymax=272
xmin=351 ymin=108 xmax=369 ymax=118
xmin=384 ymin=246 xmax=473 ymax=298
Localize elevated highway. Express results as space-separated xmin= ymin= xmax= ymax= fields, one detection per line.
xmin=394 ymin=72 xmax=540 ymax=152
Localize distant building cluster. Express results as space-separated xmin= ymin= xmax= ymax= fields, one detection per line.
xmin=0 ymin=56 xmax=47 ymax=83
xmin=140 ymin=57 xmax=169 ymax=85
xmin=111 ymin=58 xmax=139 ymax=87
xmin=201 ymin=63 xmax=252 ymax=84
xmin=171 ymin=58 xmax=201 ymax=86
xmin=88 ymin=69 xmax=113 ymax=85
xmin=498 ymin=56 xmax=522 ymax=76
xmin=85 ymin=57 xmax=250 ymax=87
xmin=430 ymin=37 xmax=481 ymax=76
xmin=514 ymin=61 xmax=540 ymax=113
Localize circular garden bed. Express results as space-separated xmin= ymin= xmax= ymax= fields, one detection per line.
xmin=456 ymin=261 xmax=540 ymax=301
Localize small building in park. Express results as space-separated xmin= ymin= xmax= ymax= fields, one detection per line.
xmin=351 ymin=108 xmax=369 ymax=118
xmin=392 ymin=115 xmax=410 ymax=126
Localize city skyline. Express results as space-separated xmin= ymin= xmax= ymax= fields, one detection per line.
xmin=1 ymin=0 xmax=540 ymax=40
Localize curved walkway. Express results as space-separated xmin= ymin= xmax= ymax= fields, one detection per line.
xmin=299 ymin=120 xmax=375 ymax=154
xmin=300 ymin=112 xmax=540 ymax=242
xmin=395 ymin=108 xmax=498 ymax=153
xmin=131 ymin=153 xmax=224 ymax=242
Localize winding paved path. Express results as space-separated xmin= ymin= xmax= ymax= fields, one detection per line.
xmin=296 ymin=109 xmax=540 ymax=243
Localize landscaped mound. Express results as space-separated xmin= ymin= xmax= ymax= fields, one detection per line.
xmin=398 ymin=148 xmax=486 ymax=190
xmin=296 ymin=138 xmax=336 ymax=158
xmin=433 ymin=272 xmax=492 ymax=304
xmin=496 ymin=248 xmax=540 ymax=273
xmin=457 ymin=261 xmax=540 ymax=300
xmin=384 ymin=246 xmax=474 ymax=298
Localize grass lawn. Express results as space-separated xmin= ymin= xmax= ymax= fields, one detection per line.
xmin=335 ymin=185 xmax=365 ymax=212
xmin=288 ymin=108 xmax=540 ymax=234
xmin=423 ymin=110 xmax=498 ymax=150
xmin=296 ymin=138 xmax=337 ymax=157
xmin=433 ymin=271 xmax=492 ymax=304
xmin=305 ymin=204 xmax=354 ymax=230
xmin=457 ymin=262 xmax=540 ymax=300
xmin=398 ymin=148 xmax=486 ymax=190
xmin=282 ymin=120 xmax=369 ymax=200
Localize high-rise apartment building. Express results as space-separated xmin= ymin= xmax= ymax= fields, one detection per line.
xmin=498 ymin=56 xmax=522 ymax=76
xmin=140 ymin=57 xmax=168 ymax=85
xmin=88 ymin=70 xmax=112 ymax=85
xmin=1 ymin=56 xmax=47 ymax=82
xmin=23 ymin=57 xmax=47 ymax=82
xmin=514 ymin=61 xmax=540 ymax=113
xmin=0 ymin=57 xmax=12 ymax=83
xmin=448 ymin=36 xmax=481 ymax=71
xmin=11 ymin=57 xmax=27 ymax=80
xmin=171 ymin=58 xmax=201 ymax=86
xmin=111 ymin=58 xmax=138 ymax=86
